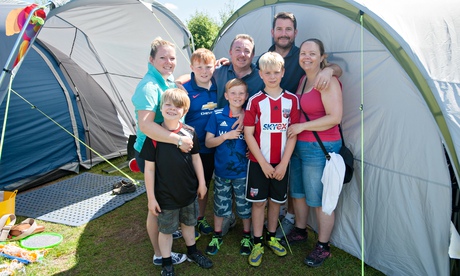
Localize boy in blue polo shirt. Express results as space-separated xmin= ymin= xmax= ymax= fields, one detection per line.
xmin=183 ymin=48 xmax=218 ymax=236
xmin=204 ymin=78 xmax=252 ymax=256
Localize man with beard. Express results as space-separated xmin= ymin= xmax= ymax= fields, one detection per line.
xmin=257 ymin=11 xmax=342 ymax=93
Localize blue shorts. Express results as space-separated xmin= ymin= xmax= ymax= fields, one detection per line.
xmin=213 ymin=175 xmax=251 ymax=219
xmin=289 ymin=140 xmax=342 ymax=207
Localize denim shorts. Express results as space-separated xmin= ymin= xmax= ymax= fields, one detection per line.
xmin=213 ymin=175 xmax=251 ymax=219
xmin=289 ymin=140 xmax=342 ymax=207
xmin=157 ymin=199 xmax=198 ymax=234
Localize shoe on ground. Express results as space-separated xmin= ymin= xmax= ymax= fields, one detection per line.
xmin=240 ymin=235 xmax=253 ymax=256
xmin=267 ymin=237 xmax=287 ymax=257
xmin=248 ymin=243 xmax=264 ymax=267
xmin=197 ymin=217 xmax=214 ymax=235
xmin=172 ymin=229 xmax=182 ymax=240
xmin=112 ymin=179 xmax=132 ymax=189
xmin=153 ymin=252 xmax=187 ymax=266
xmin=205 ymin=235 xmax=223 ymax=255
xmin=280 ymin=227 xmax=308 ymax=246
xmin=195 ymin=230 xmax=201 ymax=241
xmin=221 ymin=213 xmax=237 ymax=236
xmin=111 ymin=180 xmax=136 ymax=195
xmin=187 ymin=251 xmax=213 ymax=268
xmin=275 ymin=217 xmax=294 ymax=239
xmin=304 ymin=244 xmax=331 ymax=267
xmin=161 ymin=264 xmax=175 ymax=276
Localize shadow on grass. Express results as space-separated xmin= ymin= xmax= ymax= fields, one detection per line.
xmin=50 ymin=189 xmax=383 ymax=275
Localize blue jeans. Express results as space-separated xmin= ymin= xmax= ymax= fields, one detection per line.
xmin=289 ymin=140 xmax=342 ymax=207
xmin=213 ymin=175 xmax=251 ymax=219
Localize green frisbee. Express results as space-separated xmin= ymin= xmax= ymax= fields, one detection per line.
xmin=19 ymin=232 xmax=63 ymax=249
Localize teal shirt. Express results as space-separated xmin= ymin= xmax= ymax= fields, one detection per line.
xmin=131 ymin=63 xmax=176 ymax=152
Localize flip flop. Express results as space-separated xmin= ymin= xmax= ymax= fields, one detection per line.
xmin=0 ymin=214 xmax=16 ymax=242
xmin=9 ymin=218 xmax=45 ymax=241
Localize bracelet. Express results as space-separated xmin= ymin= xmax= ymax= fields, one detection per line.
xmin=177 ymin=136 xmax=182 ymax=148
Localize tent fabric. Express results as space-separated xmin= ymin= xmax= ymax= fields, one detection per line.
xmin=213 ymin=0 xmax=458 ymax=275
xmin=0 ymin=0 xmax=193 ymax=190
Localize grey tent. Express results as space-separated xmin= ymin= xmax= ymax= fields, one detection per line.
xmin=213 ymin=0 xmax=459 ymax=275
xmin=0 ymin=0 xmax=193 ymax=190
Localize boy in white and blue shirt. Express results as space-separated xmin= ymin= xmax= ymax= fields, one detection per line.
xmin=204 ymin=78 xmax=252 ymax=256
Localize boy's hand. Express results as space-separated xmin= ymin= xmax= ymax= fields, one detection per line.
xmin=231 ymin=112 xmax=245 ymax=130
xmin=178 ymin=136 xmax=193 ymax=153
xmin=225 ymin=129 xmax=242 ymax=140
xmin=148 ymin=198 xmax=161 ymax=216
xmin=260 ymin=162 xmax=276 ymax=179
xmin=273 ymin=163 xmax=288 ymax=181
xmin=197 ymin=184 xmax=207 ymax=200
xmin=216 ymin=57 xmax=230 ymax=68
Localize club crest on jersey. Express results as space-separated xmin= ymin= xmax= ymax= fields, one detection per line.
xmin=282 ymin=108 xmax=291 ymax=119
xmin=250 ymin=188 xmax=259 ymax=198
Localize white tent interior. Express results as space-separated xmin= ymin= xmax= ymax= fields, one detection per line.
xmin=212 ymin=0 xmax=459 ymax=275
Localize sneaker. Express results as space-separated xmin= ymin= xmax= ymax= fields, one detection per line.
xmin=267 ymin=237 xmax=287 ymax=257
xmin=275 ymin=217 xmax=294 ymax=239
xmin=280 ymin=228 xmax=307 ymax=246
xmin=221 ymin=213 xmax=237 ymax=236
xmin=248 ymin=243 xmax=264 ymax=267
xmin=153 ymin=252 xmax=187 ymax=266
xmin=195 ymin=230 xmax=201 ymax=241
xmin=197 ymin=217 xmax=213 ymax=235
xmin=161 ymin=265 xmax=175 ymax=276
xmin=239 ymin=235 xmax=253 ymax=256
xmin=205 ymin=235 xmax=223 ymax=255
xmin=172 ymin=229 xmax=182 ymax=240
xmin=304 ymin=244 xmax=331 ymax=267
xmin=187 ymin=251 xmax=213 ymax=269
xmin=111 ymin=180 xmax=136 ymax=195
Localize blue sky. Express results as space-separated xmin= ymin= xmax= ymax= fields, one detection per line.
xmin=23 ymin=0 xmax=249 ymax=24
xmin=158 ymin=0 xmax=248 ymax=23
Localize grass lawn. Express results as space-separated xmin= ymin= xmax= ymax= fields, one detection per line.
xmin=12 ymin=157 xmax=384 ymax=275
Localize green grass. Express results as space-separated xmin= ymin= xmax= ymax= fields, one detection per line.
xmin=11 ymin=157 xmax=384 ymax=275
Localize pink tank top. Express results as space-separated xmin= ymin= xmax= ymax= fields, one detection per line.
xmin=297 ymin=84 xmax=340 ymax=142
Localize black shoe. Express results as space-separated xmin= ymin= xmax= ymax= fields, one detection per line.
xmin=112 ymin=180 xmax=136 ymax=195
xmin=161 ymin=265 xmax=175 ymax=276
xmin=187 ymin=251 xmax=213 ymax=269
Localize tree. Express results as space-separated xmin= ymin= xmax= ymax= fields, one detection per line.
xmin=187 ymin=11 xmax=219 ymax=50
xmin=218 ymin=0 xmax=236 ymax=27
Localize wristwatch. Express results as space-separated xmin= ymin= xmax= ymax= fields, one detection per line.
xmin=177 ymin=136 xmax=182 ymax=148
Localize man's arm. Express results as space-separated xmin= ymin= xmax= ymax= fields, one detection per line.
xmin=314 ymin=63 xmax=343 ymax=90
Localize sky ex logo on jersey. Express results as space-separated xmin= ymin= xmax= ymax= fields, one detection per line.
xmin=262 ymin=123 xmax=288 ymax=131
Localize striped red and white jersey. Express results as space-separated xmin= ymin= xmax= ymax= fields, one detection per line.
xmin=244 ymin=90 xmax=300 ymax=164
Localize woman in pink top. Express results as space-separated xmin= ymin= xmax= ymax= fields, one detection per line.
xmin=286 ymin=38 xmax=343 ymax=267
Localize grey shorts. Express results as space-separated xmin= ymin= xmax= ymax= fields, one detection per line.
xmin=157 ymin=199 xmax=198 ymax=234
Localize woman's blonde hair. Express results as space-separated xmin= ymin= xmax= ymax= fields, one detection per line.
xmin=150 ymin=37 xmax=175 ymax=58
